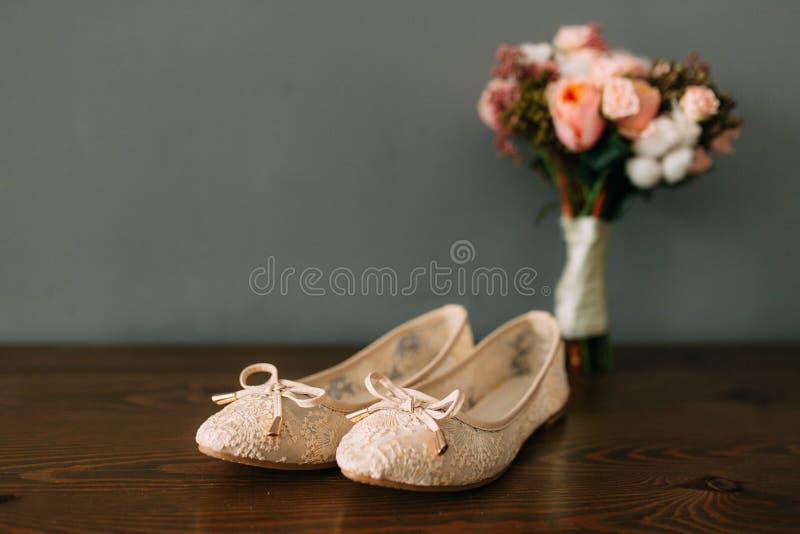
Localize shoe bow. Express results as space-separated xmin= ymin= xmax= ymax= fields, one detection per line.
xmin=211 ymin=363 xmax=325 ymax=436
xmin=346 ymin=372 xmax=464 ymax=455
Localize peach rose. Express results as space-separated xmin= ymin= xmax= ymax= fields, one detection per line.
xmin=602 ymin=77 xmax=639 ymax=119
xmin=547 ymin=77 xmax=605 ymax=152
xmin=616 ymin=80 xmax=661 ymax=139
xmin=689 ymin=147 xmax=713 ymax=174
xmin=554 ymin=23 xmax=607 ymax=52
xmin=680 ymin=86 xmax=719 ymax=122
xmin=477 ymin=78 xmax=518 ymax=131
xmin=710 ymin=127 xmax=740 ymax=154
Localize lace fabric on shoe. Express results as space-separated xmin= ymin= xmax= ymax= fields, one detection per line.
xmin=418 ymin=312 xmax=563 ymax=429
xmin=209 ymin=363 xmax=327 ymax=436
xmin=336 ymin=311 xmax=570 ymax=487
xmin=196 ymin=305 xmax=473 ymax=466
xmin=302 ymin=307 xmax=474 ymax=408
xmin=346 ymin=372 xmax=464 ymax=455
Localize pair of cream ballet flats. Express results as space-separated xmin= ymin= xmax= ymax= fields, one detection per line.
xmin=196 ymin=305 xmax=569 ymax=491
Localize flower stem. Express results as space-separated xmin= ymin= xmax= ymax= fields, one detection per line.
xmin=592 ymin=183 xmax=606 ymax=218
xmin=556 ymin=172 xmax=575 ymax=218
xmin=578 ymin=171 xmax=608 ymax=217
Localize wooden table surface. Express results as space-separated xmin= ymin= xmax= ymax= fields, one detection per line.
xmin=1 ymin=345 xmax=799 ymax=533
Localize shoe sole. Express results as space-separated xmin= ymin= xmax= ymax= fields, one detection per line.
xmin=340 ymin=466 xmax=509 ymax=492
xmin=339 ymin=405 xmax=567 ymax=492
xmin=198 ymin=445 xmax=336 ymax=470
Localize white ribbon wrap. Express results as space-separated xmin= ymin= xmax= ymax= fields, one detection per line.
xmin=554 ymin=215 xmax=612 ymax=339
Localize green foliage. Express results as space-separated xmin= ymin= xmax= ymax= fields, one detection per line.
xmin=579 ymin=132 xmax=630 ymax=173
xmin=603 ymin=173 xmax=639 ymax=220
xmin=569 ymin=132 xmax=632 ymax=218
xmin=502 ymin=69 xmax=566 ymax=156
xmin=532 ymin=150 xmax=558 ymax=182
xmin=533 ymin=199 xmax=559 ymax=225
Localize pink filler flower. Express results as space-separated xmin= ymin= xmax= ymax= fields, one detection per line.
xmin=478 ymin=78 xmax=518 ymax=131
xmin=477 ymin=78 xmax=521 ymax=157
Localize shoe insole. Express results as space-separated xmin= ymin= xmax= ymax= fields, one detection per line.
xmin=464 ymin=375 xmax=531 ymax=421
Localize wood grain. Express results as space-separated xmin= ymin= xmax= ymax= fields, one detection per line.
xmin=1 ymin=345 xmax=799 ymax=532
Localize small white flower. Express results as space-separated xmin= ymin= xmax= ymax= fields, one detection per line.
xmin=633 ymin=116 xmax=680 ymax=158
xmin=628 ymin=104 xmax=704 ymax=188
xmin=519 ymin=42 xmax=553 ymax=65
xmin=626 ymin=157 xmax=662 ymax=188
xmin=651 ymin=62 xmax=671 ymax=77
xmin=662 ymin=147 xmax=694 ymax=183
xmin=671 ymin=108 xmax=702 ymax=147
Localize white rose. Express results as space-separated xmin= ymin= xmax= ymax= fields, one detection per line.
xmin=556 ymin=48 xmax=602 ymax=77
xmin=632 ymin=116 xmax=680 ymax=158
xmin=671 ymin=108 xmax=702 ymax=147
xmin=662 ymin=147 xmax=694 ymax=183
xmin=520 ymin=42 xmax=553 ymax=65
xmin=626 ymin=157 xmax=662 ymax=189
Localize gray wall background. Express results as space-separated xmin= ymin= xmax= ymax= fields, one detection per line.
xmin=1 ymin=0 xmax=798 ymax=344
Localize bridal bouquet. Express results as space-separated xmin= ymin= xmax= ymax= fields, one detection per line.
xmin=478 ymin=23 xmax=742 ymax=373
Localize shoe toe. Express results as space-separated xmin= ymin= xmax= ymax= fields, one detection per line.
xmin=196 ymin=394 xmax=278 ymax=460
xmin=196 ymin=395 xmax=345 ymax=466
xmin=336 ymin=411 xmax=463 ymax=487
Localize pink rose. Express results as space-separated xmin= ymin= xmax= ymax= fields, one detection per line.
xmin=478 ymin=78 xmax=518 ymax=131
xmin=547 ymin=78 xmax=605 ymax=152
xmin=616 ymin=80 xmax=661 ymax=139
xmin=589 ymin=52 xmax=650 ymax=84
xmin=689 ymin=147 xmax=713 ymax=174
xmin=709 ymin=127 xmax=740 ymax=154
xmin=680 ymin=86 xmax=720 ymax=122
xmin=554 ymin=23 xmax=607 ymax=52
xmin=602 ymin=77 xmax=639 ymax=119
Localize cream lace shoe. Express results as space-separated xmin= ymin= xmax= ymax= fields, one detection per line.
xmin=336 ymin=310 xmax=569 ymax=490
xmin=196 ymin=305 xmax=472 ymax=469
